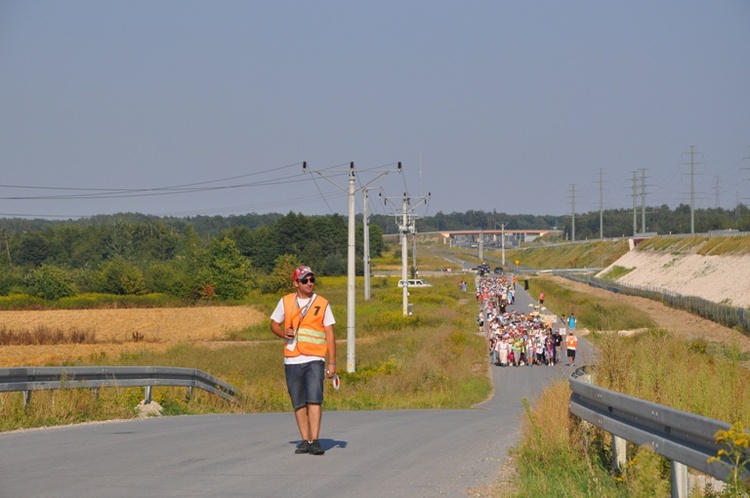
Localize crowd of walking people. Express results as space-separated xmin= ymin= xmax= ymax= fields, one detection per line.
xmin=475 ymin=275 xmax=579 ymax=367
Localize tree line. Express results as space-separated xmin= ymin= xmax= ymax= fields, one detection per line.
xmin=388 ymin=203 xmax=749 ymax=239
xmin=0 ymin=213 xmax=384 ymax=301
xmin=0 ymin=203 xmax=746 ymax=300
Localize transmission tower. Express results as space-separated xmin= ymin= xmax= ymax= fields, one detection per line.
xmin=640 ymin=168 xmax=647 ymax=234
xmin=569 ymin=184 xmax=576 ymax=242
xmin=599 ymin=168 xmax=604 ymax=239
xmin=714 ymin=175 xmax=720 ymax=209
xmin=679 ymin=145 xmax=703 ymax=234
xmin=631 ymin=171 xmax=638 ymax=236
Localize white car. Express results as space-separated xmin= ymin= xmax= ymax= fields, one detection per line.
xmin=398 ymin=279 xmax=432 ymax=288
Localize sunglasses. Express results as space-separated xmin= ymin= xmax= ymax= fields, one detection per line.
xmin=297 ymin=276 xmax=315 ymax=284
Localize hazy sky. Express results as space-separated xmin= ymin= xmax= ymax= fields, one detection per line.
xmin=1 ymin=1 xmax=748 ymax=221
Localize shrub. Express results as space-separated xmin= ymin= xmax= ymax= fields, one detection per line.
xmin=203 ymin=238 xmax=255 ymax=300
xmin=261 ymin=254 xmax=301 ymax=295
xmin=94 ymin=256 xmax=147 ymax=295
xmin=25 ymin=264 xmax=78 ymax=300
xmin=0 ymin=293 xmax=45 ymax=309
xmin=145 ymin=261 xmax=189 ymax=296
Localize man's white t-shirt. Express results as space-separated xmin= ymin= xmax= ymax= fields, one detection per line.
xmin=270 ymin=294 xmax=335 ymax=365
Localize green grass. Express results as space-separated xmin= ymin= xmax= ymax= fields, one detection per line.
xmin=506 ymin=381 xmax=630 ymax=498
xmin=639 ymin=235 xmax=750 ymax=256
xmin=0 ymin=273 xmax=491 ymax=431
xmin=526 ymin=277 xmax=656 ymax=332
xmin=444 ymin=234 xmax=750 ymax=275
xmin=599 ymin=265 xmax=634 ymax=280
xmin=503 ymin=240 xmax=630 ymax=270
xmin=0 ymin=292 xmax=192 ymax=310
xmin=594 ymin=330 xmax=750 ymax=424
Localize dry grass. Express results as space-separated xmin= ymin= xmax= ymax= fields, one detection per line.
xmin=504 ymin=240 xmax=630 ymax=270
xmin=0 ymin=306 xmax=265 ymax=366
xmin=639 ymin=235 xmax=750 ymax=256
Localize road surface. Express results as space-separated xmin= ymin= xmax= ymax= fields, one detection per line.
xmin=0 ymin=284 xmax=590 ymax=498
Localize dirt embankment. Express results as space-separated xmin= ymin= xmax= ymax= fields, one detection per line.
xmin=0 ymin=306 xmax=265 ymax=367
xmin=549 ymin=276 xmax=750 ymax=357
xmin=599 ymin=248 xmax=750 ymax=308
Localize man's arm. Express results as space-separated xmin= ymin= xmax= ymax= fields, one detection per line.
xmin=270 ymin=320 xmax=285 ymax=338
xmin=325 ymin=324 xmax=336 ymax=376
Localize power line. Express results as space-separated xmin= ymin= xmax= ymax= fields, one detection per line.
xmin=0 ymin=162 xmax=312 ymax=201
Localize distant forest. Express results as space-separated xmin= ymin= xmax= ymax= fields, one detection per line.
xmin=1 ymin=202 xmax=747 ymax=240
xmin=0 ymin=204 xmax=746 ymax=300
xmin=0 ymin=212 xmax=384 ymax=300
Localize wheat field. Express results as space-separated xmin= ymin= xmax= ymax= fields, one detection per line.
xmin=0 ymin=306 xmax=265 ymax=366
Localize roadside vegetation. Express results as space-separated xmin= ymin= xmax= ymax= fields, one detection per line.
xmin=489 ymin=276 xmax=750 ymax=497
xmin=0 ymin=274 xmax=492 ymax=432
xmin=638 ymin=235 xmax=750 ymax=257
xmin=4 ymin=232 xmax=750 ymax=494
xmin=504 ymin=239 xmax=630 ymax=271
xmin=599 ymin=265 xmax=634 ymax=280
xmin=0 ymin=213 xmax=385 ymax=303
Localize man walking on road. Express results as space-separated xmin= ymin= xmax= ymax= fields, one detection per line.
xmin=567 ymin=313 xmax=577 ymax=330
xmin=566 ymin=329 xmax=578 ymax=366
xmin=270 ymin=265 xmax=337 ymax=455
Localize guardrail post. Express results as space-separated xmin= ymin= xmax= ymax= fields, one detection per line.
xmin=185 ymin=386 xmax=194 ymax=402
xmin=670 ymin=461 xmax=688 ymax=498
xmin=612 ymin=434 xmax=627 ymax=474
xmin=22 ymin=390 xmax=31 ymax=408
xmin=144 ymin=385 xmax=152 ymax=405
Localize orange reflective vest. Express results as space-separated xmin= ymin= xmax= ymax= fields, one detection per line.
xmin=282 ymin=293 xmax=329 ymax=358
xmin=566 ymin=334 xmax=578 ymax=350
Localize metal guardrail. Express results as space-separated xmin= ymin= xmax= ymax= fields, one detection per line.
xmin=0 ymin=366 xmax=239 ymax=405
xmin=569 ymin=366 xmax=749 ymax=497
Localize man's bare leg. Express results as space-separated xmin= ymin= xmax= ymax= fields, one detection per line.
xmin=294 ymin=406 xmax=311 ymax=441
xmin=306 ymin=403 xmax=322 ymax=440
xmin=294 ymin=404 xmax=322 ymax=440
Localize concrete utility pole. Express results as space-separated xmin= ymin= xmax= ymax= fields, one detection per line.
xmin=347 ymin=167 xmax=356 ymax=371
xmin=501 ymin=222 xmax=506 ymax=266
xmin=363 ymin=187 xmax=377 ymax=301
xmin=411 ymin=221 xmax=417 ymax=277
xmin=478 ymin=229 xmax=483 ymax=261
xmin=304 ymin=161 xmax=400 ymax=373
xmin=401 ymin=195 xmax=409 ymax=315
xmin=382 ymin=190 xmax=430 ymax=317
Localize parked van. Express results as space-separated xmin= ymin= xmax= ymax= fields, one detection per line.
xmin=397 ymin=279 xmax=432 ymax=288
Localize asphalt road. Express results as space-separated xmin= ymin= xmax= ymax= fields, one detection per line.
xmin=0 ymin=284 xmax=591 ymax=498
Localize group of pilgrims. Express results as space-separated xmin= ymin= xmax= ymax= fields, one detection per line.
xmin=475 ymin=274 xmax=578 ymax=367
